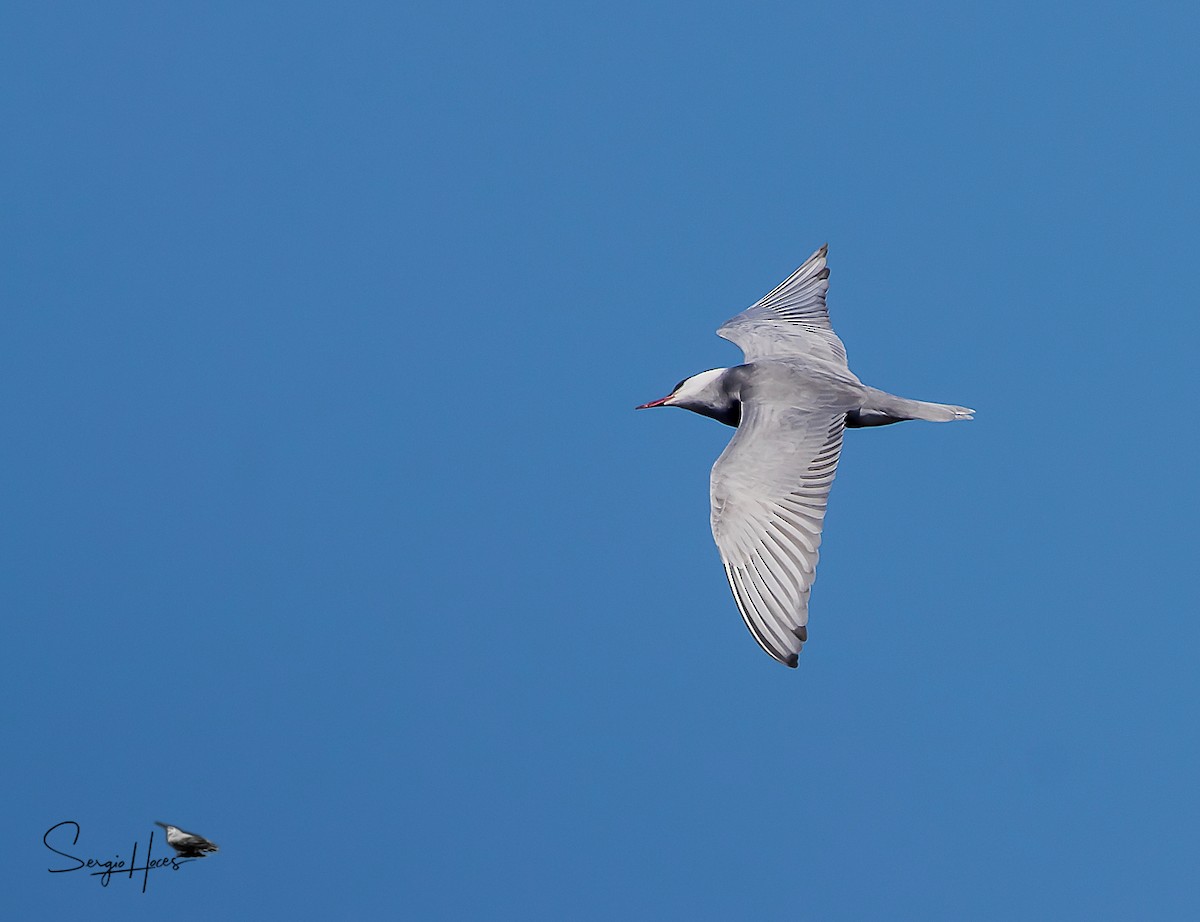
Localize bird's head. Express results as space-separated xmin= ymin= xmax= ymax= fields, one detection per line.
xmin=637 ymin=368 xmax=729 ymax=413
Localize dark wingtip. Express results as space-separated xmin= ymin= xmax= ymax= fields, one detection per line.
xmin=785 ymin=653 xmax=799 ymax=668
xmin=818 ymin=242 xmax=829 ymax=257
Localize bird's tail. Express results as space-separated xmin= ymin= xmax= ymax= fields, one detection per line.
xmin=848 ymin=387 xmax=974 ymax=427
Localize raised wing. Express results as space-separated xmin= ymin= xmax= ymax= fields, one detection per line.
xmin=709 ymin=403 xmax=845 ymax=667
xmin=716 ymin=244 xmax=848 ymax=364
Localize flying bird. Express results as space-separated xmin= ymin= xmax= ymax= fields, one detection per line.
xmin=638 ymin=245 xmax=972 ymax=667
xmin=155 ymin=822 xmax=219 ymax=859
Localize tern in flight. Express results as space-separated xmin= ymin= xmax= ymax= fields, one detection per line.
xmin=638 ymin=245 xmax=972 ymax=667
xmin=156 ymin=822 xmax=219 ymax=858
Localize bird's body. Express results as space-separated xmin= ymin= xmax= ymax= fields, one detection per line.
xmin=638 ymin=245 xmax=972 ymax=668
xmin=155 ymin=822 xmax=219 ymax=858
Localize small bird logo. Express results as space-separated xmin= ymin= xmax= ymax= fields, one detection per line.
xmin=155 ymin=822 xmax=219 ymax=859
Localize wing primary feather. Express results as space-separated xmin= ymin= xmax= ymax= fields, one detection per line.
xmin=743 ymin=555 xmax=791 ymax=636
xmin=733 ymin=562 xmax=792 ymax=655
xmin=726 ymin=564 xmax=794 ymax=666
xmin=764 ymin=521 xmax=815 ymax=577
xmin=755 ymin=535 xmax=804 ymax=609
xmin=746 ymin=554 xmax=802 ymax=645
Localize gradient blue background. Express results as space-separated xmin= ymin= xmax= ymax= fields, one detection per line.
xmin=4 ymin=2 xmax=1197 ymax=918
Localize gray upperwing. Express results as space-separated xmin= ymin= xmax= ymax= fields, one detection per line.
xmin=710 ymin=400 xmax=846 ymax=666
xmin=716 ymin=244 xmax=848 ymax=365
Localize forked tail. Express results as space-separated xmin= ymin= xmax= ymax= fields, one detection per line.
xmin=846 ymin=387 xmax=974 ymax=428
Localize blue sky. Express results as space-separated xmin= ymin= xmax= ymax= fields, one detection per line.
xmin=3 ymin=1 xmax=1197 ymax=918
